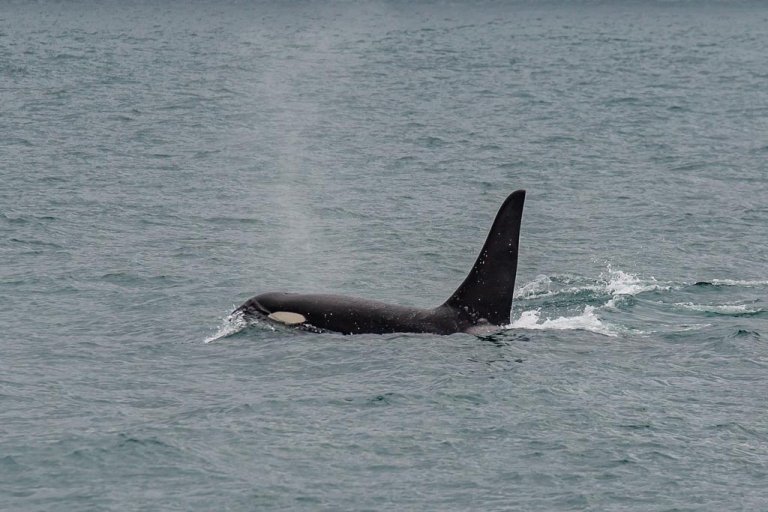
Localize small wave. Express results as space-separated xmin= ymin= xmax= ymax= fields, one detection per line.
xmin=666 ymin=323 xmax=713 ymax=333
xmin=511 ymin=268 xmax=671 ymax=334
xmin=514 ymin=275 xmax=555 ymax=299
xmin=515 ymin=268 xmax=670 ymax=303
xmin=513 ymin=275 xmax=602 ymax=300
xmin=204 ymin=310 xmax=251 ymax=343
xmin=730 ymin=329 xmax=761 ymax=340
xmin=10 ymin=237 xmax=63 ymax=248
xmin=709 ymin=279 xmax=768 ymax=287
xmin=673 ymin=302 xmax=764 ymax=316
xmin=507 ymin=306 xmax=618 ymax=337
xmin=601 ymin=267 xmax=670 ymax=296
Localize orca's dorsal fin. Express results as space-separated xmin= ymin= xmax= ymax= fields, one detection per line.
xmin=443 ymin=190 xmax=525 ymax=326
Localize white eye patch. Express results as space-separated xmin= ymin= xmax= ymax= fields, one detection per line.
xmin=267 ymin=311 xmax=306 ymax=325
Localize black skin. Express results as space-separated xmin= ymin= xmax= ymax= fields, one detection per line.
xmin=235 ymin=190 xmax=526 ymax=335
xmin=237 ymin=292 xmax=473 ymax=335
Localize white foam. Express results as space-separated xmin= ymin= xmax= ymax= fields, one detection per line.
xmin=508 ymin=267 xmax=670 ymax=335
xmin=508 ymin=306 xmax=618 ymax=337
xmin=674 ymin=302 xmax=763 ymax=315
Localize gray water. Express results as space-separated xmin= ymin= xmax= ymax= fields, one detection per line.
xmin=2 ymin=1 xmax=767 ymax=510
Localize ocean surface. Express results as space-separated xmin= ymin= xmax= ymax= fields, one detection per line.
xmin=2 ymin=1 xmax=767 ymax=510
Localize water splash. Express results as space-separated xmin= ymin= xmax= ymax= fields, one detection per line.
xmin=204 ymin=310 xmax=251 ymax=343
xmin=509 ymin=267 xmax=667 ymax=336
xmin=514 ymin=267 xmax=669 ymax=302
xmin=601 ymin=266 xmax=672 ymax=296
xmin=508 ymin=305 xmax=618 ymax=337
xmin=510 ymin=268 xmax=767 ymax=337
xmin=513 ymin=274 xmax=556 ymax=299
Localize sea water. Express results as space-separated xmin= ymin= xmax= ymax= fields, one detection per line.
xmin=2 ymin=1 xmax=767 ymax=510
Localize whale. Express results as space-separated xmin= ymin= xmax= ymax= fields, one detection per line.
xmin=235 ymin=189 xmax=526 ymax=335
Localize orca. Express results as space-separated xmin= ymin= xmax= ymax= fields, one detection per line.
xmin=235 ymin=190 xmax=526 ymax=335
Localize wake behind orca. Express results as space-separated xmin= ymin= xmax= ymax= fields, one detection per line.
xmin=235 ymin=190 xmax=526 ymax=335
